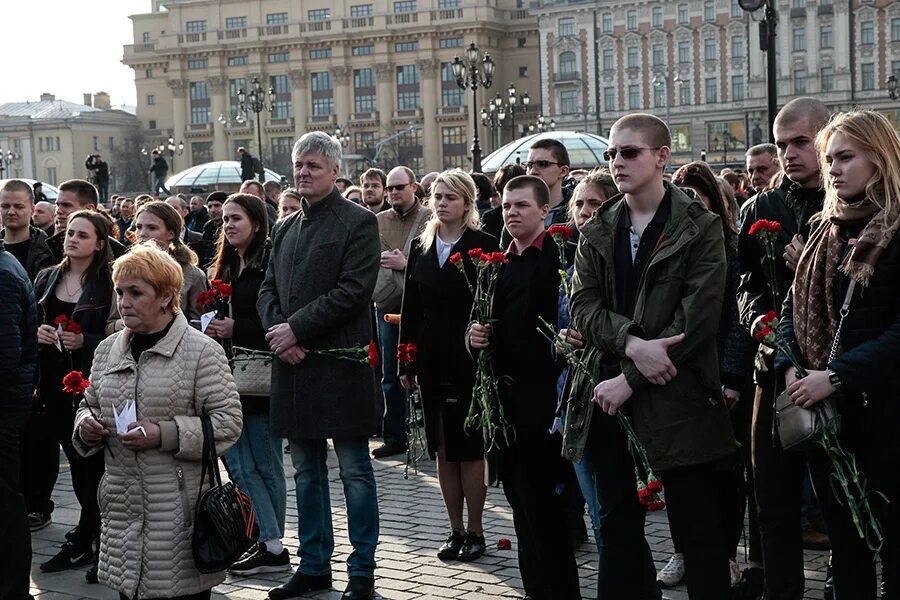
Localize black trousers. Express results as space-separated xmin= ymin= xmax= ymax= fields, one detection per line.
xmin=500 ymin=430 xmax=581 ymax=600
xmin=0 ymin=409 xmax=34 ymax=600
xmin=120 ymin=591 xmax=211 ymax=600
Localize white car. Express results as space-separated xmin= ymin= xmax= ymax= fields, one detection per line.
xmin=0 ymin=178 xmax=59 ymax=202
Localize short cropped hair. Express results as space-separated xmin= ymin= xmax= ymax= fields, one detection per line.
xmin=292 ymin=131 xmax=342 ymax=168
xmin=492 ymin=163 xmax=527 ymax=195
xmin=610 ymin=113 xmax=672 ymax=148
xmin=774 ymin=97 xmax=831 ymax=133
xmin=58 ymin=179 xmax=99 ymax=207
xmin=360 ymin=168 xmax=387 ymax=187
xmin=263 ymin=180 xmax=282 ymax=196
xmin=746 ymin=143 xmax=777 ymax=159
xmin=529 ymin=138 xmax=570 ymax=166
xmin=112 ymin=243 xmax=185 ymax=314
xmin=0 ymin=178 xmax=35 ymax=203
xmin=503 ymin=175 xmax=551 ymax=207
xmin=240 ymin=180 xmax=265 ymax=197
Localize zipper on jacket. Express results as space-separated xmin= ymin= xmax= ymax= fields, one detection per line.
xmin=177 ymin=466 xmax=192 ymax=527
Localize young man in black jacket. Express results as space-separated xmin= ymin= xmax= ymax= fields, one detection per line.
xmin=468 ymin=175 xmax=581 ymax=600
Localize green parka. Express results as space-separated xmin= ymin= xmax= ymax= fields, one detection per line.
xmin=563 ymin=183 xmax=736 ymax=471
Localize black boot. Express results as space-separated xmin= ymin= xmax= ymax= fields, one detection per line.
xmin=267 ymin=571 xmax=332 ymax=599
xmin=342 ymin=576 xmax=374 ymax=600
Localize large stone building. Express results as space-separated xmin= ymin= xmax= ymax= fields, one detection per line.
xmin=535 ymin=0 xmax=900 ymax=168
xmin=0 ymin=93 xmax=140 ymax=188
xmin=123 ymin=0 xmax=541 ymax=177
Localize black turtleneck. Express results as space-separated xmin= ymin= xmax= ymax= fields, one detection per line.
xmin=131 ymin=316 xmax=176 ymax=362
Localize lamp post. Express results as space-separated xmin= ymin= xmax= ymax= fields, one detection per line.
xmin=506 ymin=83 xmax=530 ymax=143
xmin=888 ymin=74 xmax=899 ymax=100
xmin=529 ymin=114 xmax=556 ymax=134
xmin=452 ymin=42 xmax=495 ymax=173
xmin=217 ymin=111 xmax=246 ymax=126
xmin=238 ymin=77 xmax=276 ymax=182
xmin=0 ymin=148 xmax=16 ymax=178
xmin=480 ymin=93 xmax=506 ymax=152
xmin=740 ymin=0 xmax=777 ymax=141
xmin=332 ymin=125 xmax=351 ymax=147
xmin=715 ymin=131 xmax=740 ymax=168
xmin=651 ymin=74 xmax=679 ymax=131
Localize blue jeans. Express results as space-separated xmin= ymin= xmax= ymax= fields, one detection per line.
xmin=375 ymin=308 xmax=406 ymax=446
xmin=153 ymin=175 xmax=169 ymax=196
xmin=225 ymin=413 xmax=286 ymax=544
xmin=573 ymin=448 xmax=601 ymax=551
xmin=290 ymin=437 xmax=379 ymax=578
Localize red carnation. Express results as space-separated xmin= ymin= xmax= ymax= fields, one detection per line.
xmin=763 ymin=310 xmax=778 ymax=326
xmin=449 ymin=252 xmax=462 ymax=265
xmin=467 ymin=248 xmax=483 ymax=259
xmin=647 ymin=499 xmax=666 ymax=512
xmin=548 ymin=224 xmax=574 ymax=241
xmin=210 ymin=279 xmax=223 ymax=287
xmin=753 ymin=325 xmax=774 ymax=342
xmin=368 ymin=340 xmax=380 ymax=369
xmin=62 ymin=370 xmax=90 ymax=395
xmin=54 ymin=314 xmax=68 ymax=326
xmin=647 ymin=478 xmax=663 ymax=494
xmin=496 ymin=538 xmax=512 ymax=550
xmin=637 ymin=486 xmax=653 ymax=505
xmin=216 ymin=282 xmax=232 ymax=297
xmin=405 ymin=343 xmax=418 ymax=363
xmin=748 ymin=219 xmax=782 ymax=237
xmin=396 ymin=343 xmax=407 ymax=362
xmin=488 ymin=251 xmax=508 ymax=264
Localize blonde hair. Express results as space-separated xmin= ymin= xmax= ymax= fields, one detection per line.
xmin=816 ymin=110 xmax=900 ymax=223
xmin=112 ymin=242 xmax=184 ymax=314
xmin=278 ymin=188 xmax=303 ymax=220
xmin=418 ymin=169 xmax=480 ymax=253
xmin=568 ymin=168 xmax=617 ymax=223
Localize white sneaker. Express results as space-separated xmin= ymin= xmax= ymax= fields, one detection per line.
xmin=657 ymin=553 xmax=685 ymax=587
xmin=730 ymin=558 xmax=741 ymax=586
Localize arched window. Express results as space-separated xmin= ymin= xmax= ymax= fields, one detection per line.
xmin=559 ymin=51 xmax=577 ymax=74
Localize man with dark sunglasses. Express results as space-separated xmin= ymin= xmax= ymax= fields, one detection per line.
xmin=372 ymin=166 xmax=431 ymax=459
xmin=564 ymin=113 xmax=735 ymax=600
xmin=525 ymin=139 xmax=572 ymax=227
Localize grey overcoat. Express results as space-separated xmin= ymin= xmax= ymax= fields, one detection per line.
xmin=258 ymin=186 xmax=380 ymax=439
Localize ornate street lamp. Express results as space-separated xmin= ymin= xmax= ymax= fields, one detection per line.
xmin=238 ymin=77 xmax=276 ymax=182
xmin=480 ymin=93 xmax=506 ymax=152
xmin=452 ymin=42 xmax=495 ymax=172
xmin=332 ymin=125 xmax=352 ymax=147
xmin=529 ymin=114 xmax=556 ymax=134
xmin=888 ymin=74 xmax=899 ymax=100
xmin=506 ymin=83 xmax=530 ymax=142
xmin=0 ymin=148 xmax=16 ymax=178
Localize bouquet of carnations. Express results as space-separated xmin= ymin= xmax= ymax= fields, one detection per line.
xmin=198 ymin=279 xmax=234 ymax=359
xmin=547 ymin=224 xmax=575 ymax=299
xmin=397 ymin=342 xmax=427 ymax=478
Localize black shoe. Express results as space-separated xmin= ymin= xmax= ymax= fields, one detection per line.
xmin=731 ymin=567 xmax=764 ymax=600
xmin=28 ymin=512 xmax=51 ymax=532
xmin=64 ymin=526 xmax=80 ymax=542
xmin=342 ymin=576 xmax=374 ymax=600
xmin=371 ymin=442 xmax=406 ymax=458
xmin=437 ymin=530 xmax=464 ymax=560
xmin=229 ymin=546 xmax=291 ymax=576
xmin=40 ymin=541 xmax=95 ymax=573
xmin=85 ymin=562 xmax=99 ymax=584
xmin=267 ymin=571 xmax=332 ymax=599
xmin=457 ymin=531 xmax=486 ymax=562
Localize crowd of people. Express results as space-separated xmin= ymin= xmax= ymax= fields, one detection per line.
xmin=1 ymin=96 xmax=898 ymax=600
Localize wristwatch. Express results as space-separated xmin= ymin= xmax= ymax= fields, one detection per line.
xmin=827 ymin=369 xmax=842 ymax=390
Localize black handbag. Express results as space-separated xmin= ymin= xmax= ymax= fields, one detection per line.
xmin=192 ymin=413 xmax=258 ymax=573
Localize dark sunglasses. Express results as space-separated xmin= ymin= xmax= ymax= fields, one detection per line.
xmin=602 ymin=147 xmax=661 ymax=161
xmin=385 ymin=183 xmax=410 ymax=192
xmin=523 ymin=160 xmax=562 ymax=169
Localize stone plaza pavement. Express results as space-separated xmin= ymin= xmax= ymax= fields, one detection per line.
xmin=29 ymin=439 xmax=831 ymax=599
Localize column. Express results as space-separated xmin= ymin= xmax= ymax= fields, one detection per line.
xmin=207 ymin=76 xmax=228 ymax=161
xmin=375 ymin=62 xmax=395 ymax=136
xmin=333 ymin=66 xmax=352 ymax=127
xmin=418 ymin=59 xmax=440 ymax=172
xmin=167 ymin=78 xmax=188 ymax=172
xmin=289 ymin=69 xmax=310 ymax=139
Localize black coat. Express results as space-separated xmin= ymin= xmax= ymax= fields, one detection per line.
xmin=258 ymin=187 xmax=380 ymax=439
xmin=240 ymin=153 xmax=255 ymax=182
xmin=227 ymin=252 xmax=270 ymax=414
xmin=185 ymin=207 xmax=210 ymax=233
xmin=0 ymin=241 xmax=38 ymax=411
xmin=400 ymin=228 xmax=498 ymax=391
xmin=0 ymin=225 xmax=54 ymax=281
xmin=150 ymin=155 xmax=168 ymax=176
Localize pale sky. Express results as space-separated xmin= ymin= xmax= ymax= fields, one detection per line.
xmin=3 ymin=0 xmax=150 ymax=107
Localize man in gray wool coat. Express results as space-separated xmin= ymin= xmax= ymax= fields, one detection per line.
xmin=258 ymin=131 xmax=381 ymax=600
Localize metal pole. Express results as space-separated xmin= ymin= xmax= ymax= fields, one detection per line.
xmin=471 ymin=78 xmax=482 ymax=173
xmin=255 ymin=110 xmax=266 ymax=182
xmin=765 ymin=1 xmax=778 ymax=142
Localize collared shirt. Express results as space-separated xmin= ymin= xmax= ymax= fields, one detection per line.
xmin=435 ymin=233 xmax=462 ymax=267
xmin=614 ymin=189 xmax=672 ymax=320
xmin=505 ymin=230 xmax=547 ymax=257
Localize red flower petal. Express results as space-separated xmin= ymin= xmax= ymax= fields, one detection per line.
xmin=449 ymin=252 xmax=462 ymax=265
xmin=496 ymin=538 xmax=512 ymax=550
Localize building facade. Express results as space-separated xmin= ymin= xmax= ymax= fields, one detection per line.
xmin=0 ymin=93 xmax=140 ymax=188
xmin=536 ymin=0 xmax=900 ymax=168
xmin=124 ymin=0 xmax=541 ymax=178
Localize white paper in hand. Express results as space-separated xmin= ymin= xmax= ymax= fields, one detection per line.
xmin=200 ymin=310 xmax=217 ymax=333
xmin=113 ymin=400 xmax=137 ymax=434
xmin=55 ymin=324 xmax=63 ymax=352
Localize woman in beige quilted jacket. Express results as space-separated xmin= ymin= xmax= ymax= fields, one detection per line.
xmin=73 ymin=244 xmax=243 ymax=600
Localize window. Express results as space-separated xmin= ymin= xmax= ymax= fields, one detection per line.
xmin=652 ymin=7 xmax=662 ymax=27
xmin=185 ymin=20 xmax=206 ymax=32
xmin=145 ymin=68 xmax=153 ymax=78
xmin=627 ymin=46 xmax=639 ymax=69
xmin=311 ymin=72 xmax=334 ymax=115
xmin=793 ymin=69 xmax=807 ymax=94
xmin=189 ymin=81 xmax=211 ymax=124
xmin=603 ymin=48 xmax=614 ymax=70
xmin=893 ymin=18 xmax=900 ymax=43
xmin=147 ymin=94 xmax=155 ymax=105
xmin=228 ymin=55 xmax=248 ymax=66
xmin=268 ymin=52 xmax=289 ymax=63
xmin=558 ymin=17 xmax=576 ymax=37
xmin=518 ymin=37 xmax=527 ymax=48
xmin=312 ymin=72 xmax=332 ymax=91
xmin=225 ymin=16 xmax=247 ymax=29
xmin=438 ymin=0 xmax=460 ymax=7
xmin=560 ymin=90 xmax=578 ymax=114
xmin=267 ymin=12 xmax=288 ymax=25
xmin=394 ymin=1 xmax=416 ymax=12
xmin=652 ymin=44 xmax=664 ymax=66
xmin=229 ymin=78 xmax=247 ymax=114
xmin=354 ymin=69 xmax=377 ymax=112
xmin=705 ymin=77 xmax=718 ymax=103
xmin=519 ymin=66 xmax=528 ymax=77
xmin=653 ymin=84 xmax=665 ymax=108
xmin=308 ymin=9 xmax=330 ymax=21
xmin=627 ymin=9 xmax=637 ymax=30
xmin=441 ymin=126 xmax=467 ymax=169
xmin=93 ymin=136 xmax=99 ymax=151
xmin=395 ymin=41 xmax=419 ymax=52
xmin=792 ymin=27 xmax=805 ymax=52
xmin=679 ymin=83 xmax=691 ymax=105
xmin=270 ymin=74 xmax=292 ymax=119
xmin=350 ymin=4 xmax=373 ymax=16
xmin=704 ymin=38 xmax=716 ymax=61
xmin=704 ymin=1 xmax=715 ymax=21
xmin=47 ymin=167 xmax=57 ymax=186
xmin=142 ymin=32 xmax=151 ymax=43
xmin=820 ymin=24 xmax=833 ymax=48
xmin=678 ymin=3 xmax=688 ymax=25
xmin=356 ymin=131 xmax=376 ymax=156
xmin=860 ymin=21 xmax=874 ymax=45
xmin=270 ymin=137 xmax=293 ymax=174
xmin=191 ymin=142 xmax=214 ymax=165
xmin=396 ymin=64 xmax=421 ymax=110
xmin=602 ymin=13 xmax=612 ymax=33
xmin=861 ymin=63 xmax=875 ymax=90
xmin=731 ymin=0 xmax=742 ymax=18
xmin=820 ymin=66 xmax=834 ymax=92
xmin=440 ymin=37 xmax=464 ymax=49
xmin=310 ymin=48 xmax=331 ymax=59
xmin=559 ymin=51 xmax=576 ymax=74
xmin=188 ymin=59 xmax=208 ymax=69
xmin=352 ymin=45 xmax=374 ymax=56
xmin=731 ymin=36 xmax=745 ymax=58
xmin=628 ymin=84 xmax=641 ymax=109
xmin=731 ymin=74 xmax=745 ymax=100
xmin=148 ymin=119 xmax=157 ymax=130
xmin=678 ymin=40 xmax=690 ymax=63
xmin=604 ymin=86 xmax=615 ymax=111
xmin=441 ymin=62 xmax=464 ymax=107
